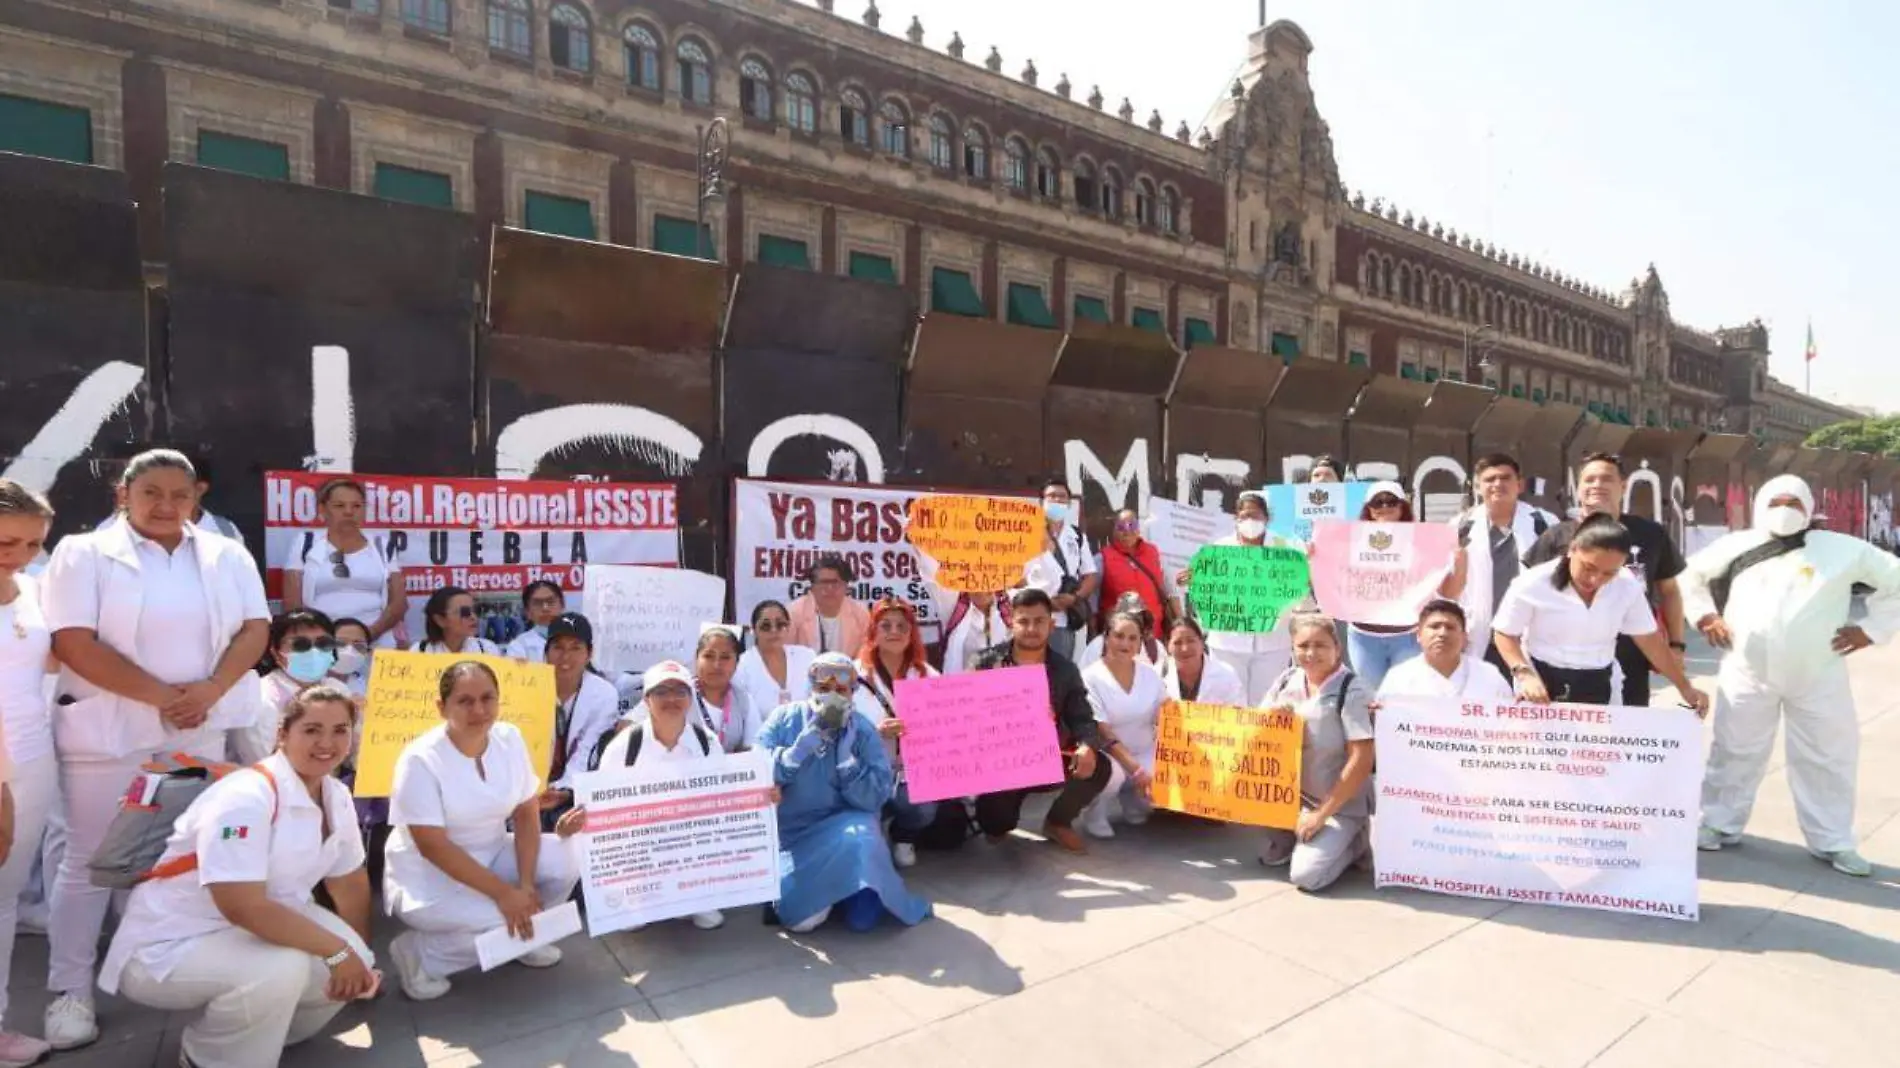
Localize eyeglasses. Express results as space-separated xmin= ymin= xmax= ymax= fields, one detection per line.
xmin=328 ymin=550 xmax=349 ymax=580
xmin=647 ymin=682 xmax=691 ymax=700
xmin=287 ymin=636 xmax=337 ymax=654
xmin=754 ymin=619 xmax=788 ymax=632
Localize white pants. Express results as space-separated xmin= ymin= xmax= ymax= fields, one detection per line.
xmin=119 ymin=905 xmax=370 ymax=1068
xmin=0 ymin=758 xmax=58 ymax=1023
xmin=389 ymin=836 xmax=579 ymax=978
xmin=1702 ymin=663 xmax=1859 ymax=853
xmin=1262 ymin=812 xmax=1369 ymax=892
xmin=18 ymin=780 xmax=67 ymax=919
xmin=49 ymin=745 xmax=221 ymax=996
xmin=1210 ymin=646 xmax=1292 ymax=706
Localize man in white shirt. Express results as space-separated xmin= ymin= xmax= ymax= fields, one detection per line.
xmin=1378 ymin=599 xmax=1514 ymax=701
xmin=1441 ymin=453 xmax=1555 ymax=670
xmin=1022 ymin=479 xmax=1097 ymax=661
xmin=1680 ymin=474 xmax=1900 ymax=876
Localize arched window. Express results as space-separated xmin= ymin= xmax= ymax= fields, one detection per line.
xmin=840 ymin=88 xmax=870 ymax=145
xmin=487 ymin=0 xmax=531 ymax=58
xmin=623 ymin=23 xmax=660 ymax=91
xmin=785 ymin=71 xmax=817 ymax=133
xmin=963 ymin=125 xmax=989 ymax=178
xmin=928 ymin=114 xmax=954 ymax=171
xmin=1072 ymin=158 xmax=1098 ymax=211
xmin=1003 ymin=137 xmax=1030 ymax=190
xmin=879 ymin=99 xmax=910 ymax=157
xmin=739 ymin=57 xmax=773 ymax=120
xmin=1102 ymin=166 xmax=1124 ymax=219
xmin=1398 ymin=265 xmax=1413 ymax=304
xmin=1360 ymin=254 xmax=1376 ymax=293
xmin=1134 ymin=178 xmax=1156 ymax=226
xmin=1160 ymin=186 xmax=1180 ymax=234
xmin=1381 ymin=258 xmax=1394 ymax=298
xmin=676 ymin=38 xmax=711 ymax=104
xmin=548 ymin=4 xmax=590 ymax=72
xmin=400 ymin=0 xmax=451 ymax=36
xmin=1034 ymin=148 xmax=1060 ymax=199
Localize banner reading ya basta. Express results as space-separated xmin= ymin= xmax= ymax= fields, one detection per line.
xmin=572 ymin=749 xmax=780 ymax=937
xmin=264 ymin=471 xmax=679 ymax=636
xmin=1373 ymin=697 xmax=1704 ymax=921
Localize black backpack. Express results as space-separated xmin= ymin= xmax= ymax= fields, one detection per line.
xmin=587 ymin=720 xmax=714 ymax=771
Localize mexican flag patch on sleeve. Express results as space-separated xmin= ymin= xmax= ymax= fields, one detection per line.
xmin=220 ymin=826 xmax=249 ymax=841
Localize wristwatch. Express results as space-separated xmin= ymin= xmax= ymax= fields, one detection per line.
xmin=1668 ymin=641 xmax=1688 ymax=651
xmin=323 ymin=947 xmax=353 ymax=970
xmin=1509 ymin=664 xmax=1536 ymax=677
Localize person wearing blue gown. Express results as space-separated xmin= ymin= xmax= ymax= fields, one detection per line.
xmin=758 ymin=653 xmax=932 ymax=933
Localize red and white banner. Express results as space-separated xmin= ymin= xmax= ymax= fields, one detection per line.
xmin=1307 ymin=520 xmax=1458 ymax=627
xmin=264 ymin=472 xmax=679 ymax=635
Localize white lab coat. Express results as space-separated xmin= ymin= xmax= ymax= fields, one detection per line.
xmin=1451 ymin=501 xmax=1555 ymax=642
xmin=1159 ymin=654 xmax=1249 ymax=707
xmin=1679 ymin=476 xmax=1900 ymax=853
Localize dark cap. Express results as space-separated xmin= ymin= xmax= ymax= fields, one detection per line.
xmin=546 ymin=612 xmax=593 ymax=647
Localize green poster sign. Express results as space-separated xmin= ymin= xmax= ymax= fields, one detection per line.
xmin=1189 ymin=545 xmax=1311 ymax=633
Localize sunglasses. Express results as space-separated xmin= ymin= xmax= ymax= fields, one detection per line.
xmin=287 ymin=636 xmax=337 ymax=654
xmin=328 ymin=550 xmax=350 ymax=580
xmin=1370 ymin=496 xmax=1403 ymax=508
xmin=754 ymin=619 xmax=788 ymax=632
xmin=451 ymin=606 xmax=476 ymax=619
xmin=1113 ymin=522 xmax=1141 ymax=533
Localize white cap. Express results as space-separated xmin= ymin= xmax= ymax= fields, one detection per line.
xmin=1365 ymin=480 xmax=1408 ymax=501
xmin=641 ymin=660 xmax=694 ymax=691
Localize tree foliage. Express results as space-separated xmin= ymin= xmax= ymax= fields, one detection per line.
xmin=1806 ymin=416 xmax=1900 ymax=457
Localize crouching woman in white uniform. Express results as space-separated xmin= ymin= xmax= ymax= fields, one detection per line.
xmin=383 ymin=661 xmax=581 ymax=1001
xmin=101 ymin=684 xmax=378 ymax=1068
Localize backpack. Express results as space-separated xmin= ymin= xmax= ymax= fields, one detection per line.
xmin=589 ymin=720 xmax=715 ymax=770
xmin=89 ymin=755 xmax=279 ymax=890
xmin=1456 ymin=510 xmax=1550 ymax=548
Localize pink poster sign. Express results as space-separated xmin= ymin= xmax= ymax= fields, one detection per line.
xmin=1308 ymin=520 xmax=1459 ymax=627
xmin=893 ymin=664 xmax=1063 ymax=804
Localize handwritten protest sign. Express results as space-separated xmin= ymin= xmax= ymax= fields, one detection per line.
xmin=582 ymin=565 xmax=727 ymax=675
xmin=1307 ymin=520 xmax=1458 ymax=627
xmin=1152 ymin=700 xmax=1302 ymax=829
xmin=1265 ymin=482 xmax=1370 ymax=543
xmin=1187 ymin=545 xmax=1310 ymax=632
xmin=894 ymin=665 xmax=1062 ymax=803
xmin=354 ymin=650 xmax=556 ymax=797
xmin=1146 ymin=498 xmax=1231 ymax=580
xmin=906 ymin=494 xmax=1045 ymax=593
xmin=573 ymin=748 xmax=780 ymax=936
xmin=1373 ymin=696 xmax=1703 ymax=921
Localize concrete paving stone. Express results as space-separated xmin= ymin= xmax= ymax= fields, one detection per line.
xmin=405 ymin=937 xmax=647 ymax=1062
xmin=430 ymin=1004 xmax=695 ymax=1068
xmin=791 ymin=909 xmax=1034 ymax=1022
xmin=607 ymin=911 xmax=819 ymax=997
xmin=1665 ymin=954 xmax=1900 ymax=1065
xmin=907 ymin=967 xmax=1223 ymax=1068
xmin=1586 ymin=1010 xmax=1824 ymax=1068
xmin=1360 ymin=931 xmax=1653 ymax=1068
xmin=1730 ymin=906 xmax=1900 ymax=998
xmin=36 ymin=1029 xmax=165 ymax=1068
xmin=646 ymin=959 xmax=918 ymax=1068
xmin=1083 ymin=923 xmax=1344 ymax=1048
xmin=1207 ymin=878 xmax=1505 ymax=985
xmin=809 ymin=1027 xmax=978 ymax=1068
xmin=1204 ymin=989 xmax=1530 ymax=1068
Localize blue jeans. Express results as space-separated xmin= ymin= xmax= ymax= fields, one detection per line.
xmin=886 ymin=780 xmax=939 ymax=844
xmin=1346 ymin=628 xmax=1420 ymax=692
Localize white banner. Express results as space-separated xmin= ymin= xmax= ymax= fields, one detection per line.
xmin=582 ymin=565 xmax=728 ymax=675
xmin=1372 ymin=696 xmax=1704 ymax=922
xmin=731 ymin=478 xmax=948 ymax=641
xmin=572 ymin=748 xmax=780 ymax=936
xmin=1146 ymin=498 xmax=1230 ymax=580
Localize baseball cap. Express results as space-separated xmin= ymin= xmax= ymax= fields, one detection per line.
xmin=1366 ymin=480 xmax=1408 ymax=502
xmin=545 ymin=612 xmax=593 ymax=647
xmin=641 ymin=659 xmax=694 ymax=691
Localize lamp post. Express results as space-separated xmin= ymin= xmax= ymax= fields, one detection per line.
xmin=695 ymin=117 xmax=728 ymax=262
xmin=1463 ymin=323 xmax=1495 ymax=382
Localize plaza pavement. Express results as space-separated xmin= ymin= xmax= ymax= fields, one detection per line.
xmin=23 ymin=629 xmax=1900 ymax=1067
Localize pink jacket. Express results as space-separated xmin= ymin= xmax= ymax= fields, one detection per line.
xmin=788 ymin=594 xmax=871 ymax=656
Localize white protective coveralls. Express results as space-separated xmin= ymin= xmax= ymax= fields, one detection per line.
xmin=1679 ymin=475 xmax=1900 ymax=854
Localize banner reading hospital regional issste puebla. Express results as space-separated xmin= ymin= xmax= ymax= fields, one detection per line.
xmin=264 ymin=471 xmax=680 ymax=639
xmin=1372 ymin=696 xmax=1704 ymax=921
xmin=572 ymin=748 xmax=780 ymax=937
xmin=1307 ymin=520 xmax=1459 ymax=627
xmin=733 ymin=478 xmax=970 ymax=643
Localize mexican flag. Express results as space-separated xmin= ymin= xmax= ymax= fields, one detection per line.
xmin=1806 ymin=321 xmax=1817 ymax=363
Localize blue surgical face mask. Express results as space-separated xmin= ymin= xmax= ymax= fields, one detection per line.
xmin=286 ymin=648 xmax=336 ymax=684
xmin=533 ymin=624 xmax=550 ymax=639
xmin=1043 ymin=500 xmax=1070 ymax=524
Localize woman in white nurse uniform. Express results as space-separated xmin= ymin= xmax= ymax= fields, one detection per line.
xmin=0 ymin=480 xmax=56 ymax=1066
xmin=40 ymin=449 xmax=270 ymax=1050
xmin=383 ymin=661 xmax=581 ymax=1001
xmin=102 ymin=685 xmax=378 ymax=1068
xmin=280 ymin=478 xmax=406 ymax=649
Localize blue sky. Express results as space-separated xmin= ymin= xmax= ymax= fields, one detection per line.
xmin=891 ymin=0 xmax=1894 ymax=412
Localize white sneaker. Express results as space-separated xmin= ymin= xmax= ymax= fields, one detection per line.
xmin=389 ymin=931 xmax=451 ymax=1000
xmin=0 ymin=1029 xmax=52 ymax=1068
xmin=691 ymin=910 xmax=726 ymax=930
xmin=892 ymin=842 xmax=918 ymax=869
xmin=43 ymin=992 xmax=97 ymax=1051
xmin=786 ymin=906 xmax=831 ymax=933
xmin=517 ymin=943 xmax=563 ymax=968
xmin=1122 ymin=805 xmax=1150 ymax=827
xmin=1813 ymin=848 xmax=1873 ymax=877
xmin=1081 ymin=805 xmax=1115 ymax=839
xmin=1697 ymin=826 xmax=1741 ymax=852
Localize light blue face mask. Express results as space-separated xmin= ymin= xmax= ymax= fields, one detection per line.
xmin=533 ymin=624 xmax=550 ymax=639
xmin=286 ymin=648 xmax=336 ymax=684
xmin=1043 ymin=500 xmax=1071 ymax=524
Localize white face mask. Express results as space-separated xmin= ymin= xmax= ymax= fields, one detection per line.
xmin=1762 ymin=505 xmax=1808 ymax=538
xmin=332 ymin=647 xmax=369 ymax=677
xmin=1236 ymin=518 xmax=1268 ymax=541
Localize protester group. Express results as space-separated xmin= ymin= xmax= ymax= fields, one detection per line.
xmin=0 ymin=442 xmax=1890 ymax=1068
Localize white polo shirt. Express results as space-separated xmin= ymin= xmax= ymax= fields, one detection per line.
xmin=99 ymin=749 xmax=368 ymax=994
xmin=1492 ymin=560 xmax=1656 ymax=671
xmin=1378 ymin=654 xmax=1515 ymax=701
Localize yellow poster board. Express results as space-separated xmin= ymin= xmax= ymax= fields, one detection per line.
xmin=352 ymin=650 xmax=557 ymax=798
xmin=906 ymin=494 xmax=1045 ymax=593
xmin=1151 ymin=699 xmax=1302 ymax=829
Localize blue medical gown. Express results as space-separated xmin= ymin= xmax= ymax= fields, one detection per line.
xmin=759 ymin=702 xmax=932 ymax=928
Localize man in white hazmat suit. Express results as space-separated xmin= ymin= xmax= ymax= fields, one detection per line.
xmin=1679 ymin=474 xmax=1900 ymax=876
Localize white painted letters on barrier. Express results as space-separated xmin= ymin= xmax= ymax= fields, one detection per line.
xmin=1067 ymin=437 xmax=1150 ymax=513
